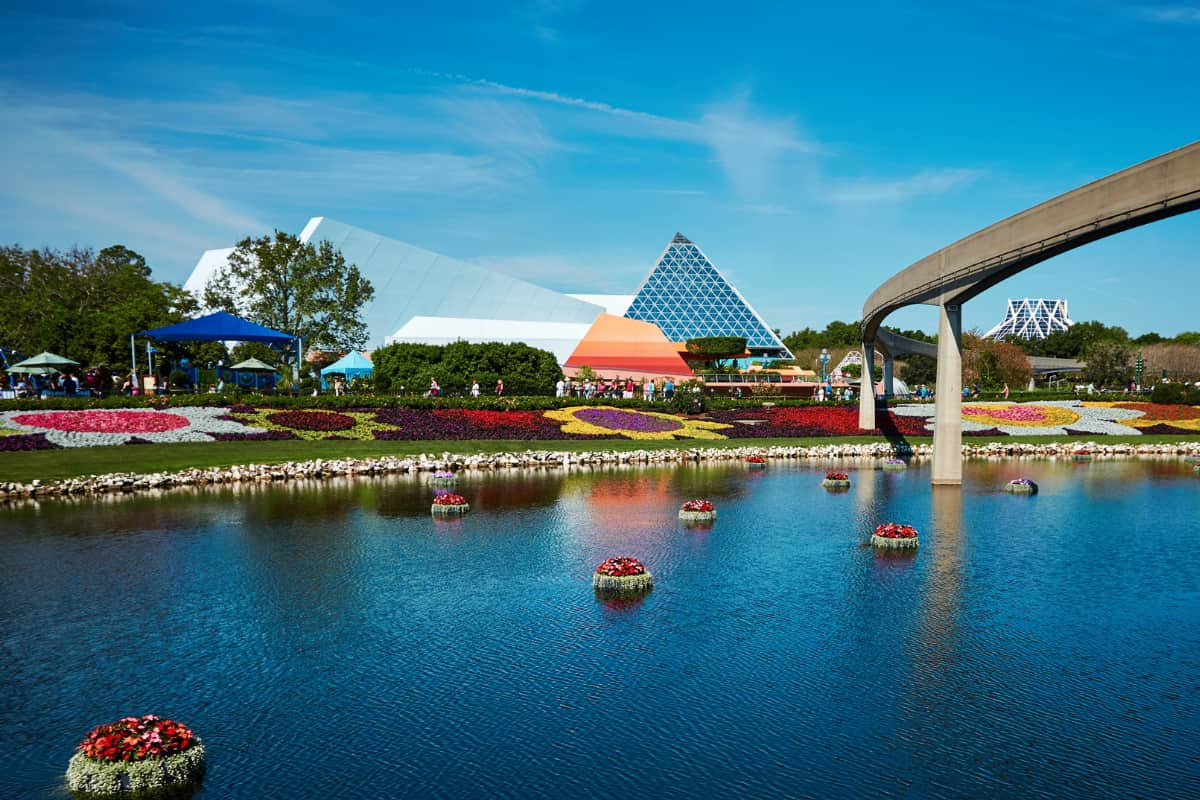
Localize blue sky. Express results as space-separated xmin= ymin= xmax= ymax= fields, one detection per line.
xmin=1 ymin=0 xmax=1197 ymax=337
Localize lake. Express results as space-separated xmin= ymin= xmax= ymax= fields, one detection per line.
xmin=1 ymin=458 xmax=1197 ymax=798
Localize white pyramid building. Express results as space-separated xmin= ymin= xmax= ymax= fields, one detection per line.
xmin=984 ymin=298 xmax=1074 ymax=340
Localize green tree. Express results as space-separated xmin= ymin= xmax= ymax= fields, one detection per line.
xmin=1027 ymin=320 xmax=1128 ymax=359
xmin=1082 ymin=340 xmax=1132 ymax=387
xmin=372 ymin=340 xmax=561 ymax=396
xmin=204 ymin=231 xmax=375 ymax=351
xmin=899 ymin=353 xmax=937 ymax=385
xmin=0 ymin=244 xmax=195 ymax=368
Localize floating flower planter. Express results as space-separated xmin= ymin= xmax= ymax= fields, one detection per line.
xmin=431 ymin=493 xmax=470 ymax=515
xmin=1185 ymin=453 xmax=1200 ymax=464
xmin=429 ymin=470 xmax=458 ymax=488
xmin=881 ymin=458 xmax=907 ymax=471
xmin=1071 ymin=449 xmax=1093 ymax=462
xmin=592 ymin=557 xmax=653 ymax=595
xmin=1004 ymin=478 xmax=1038 ymax=494
xmin=746 ymin=455 xmax=766 ymax=470
xmin=65 ymin=715 xmax=205 ymax=795
xmin=871 ymin=522 xmax=919 ymax=549
xmin=822 ymin=471 xmax=851 ymax=490
xmin=678 ymin=498 xmax=717 ymax=523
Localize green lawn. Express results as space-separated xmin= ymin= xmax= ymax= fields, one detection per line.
xmin=2 ymin=433 xmax=1198 ymax=483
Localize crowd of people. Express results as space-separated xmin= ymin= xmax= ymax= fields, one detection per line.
xmin=555 ymin=376 xmax=678 ymax=401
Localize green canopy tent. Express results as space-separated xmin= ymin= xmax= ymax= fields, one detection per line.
xmin=7 ymin=352 xmax=80 ymax=375
xmin=225 ymin=358 xmax=281 ymax=392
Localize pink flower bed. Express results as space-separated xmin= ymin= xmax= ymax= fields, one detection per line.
xmin=11 ymin=411 xmax=190 ymax=434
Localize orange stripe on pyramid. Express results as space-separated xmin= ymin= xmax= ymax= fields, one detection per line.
xmin=564 ymin=314 xmax=694 ymax=379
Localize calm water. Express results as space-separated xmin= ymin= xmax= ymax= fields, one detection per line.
xmin=1 ymin=459 xmax=1198 ymax=799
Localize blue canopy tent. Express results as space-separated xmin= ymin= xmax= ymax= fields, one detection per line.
xmin=134 ymin=311 xmax=299 ymax=392
xmin=320 ymin=351 xmax=373 ymax=390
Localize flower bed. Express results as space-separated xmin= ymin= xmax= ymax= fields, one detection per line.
xmin=746 ymin=455 xmax=766 ymax=469
xmin=0 ymin=407 xmax=252 ymax=447
xmin=871 ymin=522 xmax=919 ymax=549
xmin=1004 ymin=478 xmax=1038 ymax=494
xmin=546 ymin=406 xmax=731 ymax=440
xmin=679 ymin=498 xmax=717 ymax=522
xmin=65 ymin=715 xmax=204 ymax=795
xmin=592 ymin=556 xmax=653 ymax=594
xmin=431 ymin=492 xmax=470 ymax=515
xmin=822 ymin=471 xmax=851 ymax=489
xmin=429 ymin=470 xmax=458 ymax=488
xmin=228 ymin=408 xmax=396 ymax=441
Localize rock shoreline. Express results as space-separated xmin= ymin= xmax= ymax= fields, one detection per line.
xmin=3 ymin=440 xmax=1199 ymax=503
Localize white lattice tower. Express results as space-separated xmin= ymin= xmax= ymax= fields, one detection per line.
xmin=983 ymin=299 xmax=1074 ymax=340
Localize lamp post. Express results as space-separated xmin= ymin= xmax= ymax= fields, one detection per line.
xmin=819 ymin=348 xmax=830 ymax=383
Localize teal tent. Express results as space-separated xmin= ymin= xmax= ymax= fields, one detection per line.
xmin=320 ymin=352 xmax=373 ymax=389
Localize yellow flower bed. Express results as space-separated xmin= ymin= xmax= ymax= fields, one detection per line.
xmin=544 ymin=406 xmax=731 ymax=440
xmin=230 ymin=409 xmax=397 ymax=441
xmin=961 ymin=403 xmax=1081 ymax=428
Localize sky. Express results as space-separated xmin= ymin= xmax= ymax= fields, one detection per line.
xmin=1 ymin=0 xmax=1198 ymax=339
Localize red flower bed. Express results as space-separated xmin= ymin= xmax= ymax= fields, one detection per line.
xmin=680 ymin=499 xmax=715 ymax=512
xmin=874 ymin=522 xmax=918 ymax=539
xmin=1114 ymin=402 xmax=1200 ymax=421
xmin=825 ymin=472 xmax=849 ymax=481
xmin=746 ymin=455 xmax=765 ymax=463
xmin=78 ymin=715 xmax=195 ymax=762
xmin=374 ymin=409 xmax=577 ymax=440
xmin=595 ymin=557 xmax=647 ymax=577
xmin=707 ymin=406 xmax=929 ymax=438
xmin=265 ymin=410 xmax=356 ymax=431
xmin=432 ymin=493 xmax=468 ymax=506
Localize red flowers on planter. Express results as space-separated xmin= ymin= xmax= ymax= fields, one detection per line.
xmin=746 ymin=455 xmax=765 ymax=463
xmin=680 ymin=499 xmax=715 ymax=512
xmin=825 ymin=472 xmax=849 ymax=481
xmin=78 ymin=715 xmax=195 ymax=762
xmin=874 ymin=522 xmax=918 ymax=539
xmin=432 ymin=493 xmax=468 ymax=506
xmin=595 ymin=557 xmax=647 ymax=577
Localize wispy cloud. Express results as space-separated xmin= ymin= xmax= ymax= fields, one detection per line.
xmin=471 ymin=250 xmax=645 ymax=293
xmin=826 ymin=168 xmax=983 ymax=204
xmin=1136 ymin=5 xmax=1200 ymax=22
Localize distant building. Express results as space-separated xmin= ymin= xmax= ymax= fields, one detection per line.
xmin=983 ymin=299 xmax=1074 ymax=340
xmin=184 ymin=221 xmax=792 ymax=372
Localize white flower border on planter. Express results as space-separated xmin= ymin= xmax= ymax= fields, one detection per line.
xmin=678 ymin=509 xmax=717 ymax=522
xmin=870 ymin=533 xmax=919 ymax=549
xmin=0 ymin=407 xmax=255 ymax=447
xmin=593 ymin=571 xmax=654 ymax=593
xmin=1004 ymin=480 xmax=1038 ymax=494
xmin=65 ymin=742 xmax=205 ymax=795
xmin=821 ymin=478 xmax=851 ymax=489
xmin=431 ymin=502 xmax=470 ymax=516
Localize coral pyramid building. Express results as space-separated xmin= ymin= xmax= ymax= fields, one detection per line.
xmin=624 ymin=233 xmax=793 ymax=359
xmin=564 ymin=314 xmax=694 ymax=380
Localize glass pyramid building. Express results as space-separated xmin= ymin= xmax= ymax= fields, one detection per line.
xmin=624 ymin=233 xmax=794 ymax=359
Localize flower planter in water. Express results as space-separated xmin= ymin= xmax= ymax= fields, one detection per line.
xmin=429 ymin=471 xmax=458 ymax=488
xmin=822 ymin=472 xmax=851 ymax=490
xmin=678 ymin=499 xmax=716 ymax=523
xmin=431 ymin=493 xmax=470 ymax=516
xmin=593 ymin=557 xmax=653 ymax=595
xmin=66 ymin=715 xmax=205 ymax=796
xmin=1071 ymin=452 xmax=1092 ymax=462
xmin=1004 ymin=478 xmax=1038 ymax=494
xmin=881 ymin=459 xmax=907 ymax=471
xmin=746 ymin=457 xmax=766 ymax=470
xmin=871 ymin=522 xmax=919 ymax=550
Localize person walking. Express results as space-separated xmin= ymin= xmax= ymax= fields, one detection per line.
xmin=555 ymin=378 xmax=566 ymax=398
xmin=1002 ymin=382 xmax=1010 ymax=400
xmin=471 ymin=380 xmax=480 ymax=398
xmin=495 ymin=378 xmax=504 ymax=396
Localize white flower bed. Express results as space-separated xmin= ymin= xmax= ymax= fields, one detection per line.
xmin=890 ymin=400 xmax=1146 ymax=436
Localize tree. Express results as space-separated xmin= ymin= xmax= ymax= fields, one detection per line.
xmin=899 ymin=353 xmax=937 ymax=386
xmin=0 ymin=244 xmax=195 ymax=368
xmin=1082 ymin=340 xmax=1132 ymax=387
xmin=204 ymin=231 xmax=375 ymax=351
xmin=685 ymin=336 xmax=747 ymax=371
xmin=962 ymin=334 xmax=1031 ymax=389
xmin=1026 ymin=320 xmax=1128 ymax=359
xmin=372 ymin=340 xmax=562 ymax=396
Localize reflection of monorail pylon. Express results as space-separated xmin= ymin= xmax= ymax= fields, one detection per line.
xmin=984 ymin=298 xmax=1074 ymax=340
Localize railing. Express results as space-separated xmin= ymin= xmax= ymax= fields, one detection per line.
xmin=697 ymin=373 xmax=817 ymax=384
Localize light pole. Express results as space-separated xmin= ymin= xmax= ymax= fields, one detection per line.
xmin=819 ymin=348 xmax=830 ymax=383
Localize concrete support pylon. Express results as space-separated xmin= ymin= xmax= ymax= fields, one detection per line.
xmin=882 ymin=355 xmax=894 ymax=399
xmin=932 ymin=303 xmax=963 ymax=486
xmin=858 ymin=340 xmax=876 ymax=430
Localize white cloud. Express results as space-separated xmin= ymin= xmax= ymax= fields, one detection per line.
xmin=471 ymin=250 xmax=646 ymax=293
xmin=1137 ymin=5 xmax=1200 ymax=22
xmin=826 ymin=168 xmax=983 ymax=204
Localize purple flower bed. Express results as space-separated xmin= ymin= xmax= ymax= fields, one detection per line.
xmin=372 ymin=409 xmax=585 ymax=440
xmin=574 ymin=407 xmax=684 ymax=433
xmin=0 ymin=433 xmax=60 ymax=451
